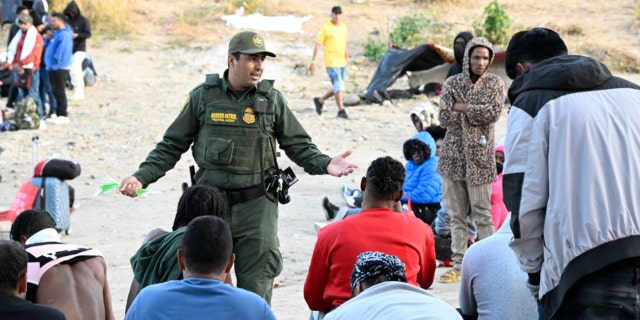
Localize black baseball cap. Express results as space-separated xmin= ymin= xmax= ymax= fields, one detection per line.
xmin=228 ymin=31 xmax=276 ymax=57
xmin=331 ymin=6 xmax=342 ymax=14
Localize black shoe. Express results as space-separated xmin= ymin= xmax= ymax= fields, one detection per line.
xmin=314 ymin=97 xmax=323 ymax=115
xmin=337 ymin=109 xmax=348 ymax=119
xmin=323 ymin=196 xmax=340 ymax=220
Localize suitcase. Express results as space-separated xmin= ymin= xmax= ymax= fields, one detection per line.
xmin=31 ymin=176 xmax=71 ymax=234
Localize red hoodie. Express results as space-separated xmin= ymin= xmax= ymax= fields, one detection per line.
xmin=492 ymin=145 xmax=508 ymax=230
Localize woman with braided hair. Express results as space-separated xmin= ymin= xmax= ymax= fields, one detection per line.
xmin=125 ymin=184 xmax=230 ymax=311
xmin=304 ymin=156 xmax=436 ymax=317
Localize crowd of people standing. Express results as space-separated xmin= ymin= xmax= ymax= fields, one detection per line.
xmin=2 ymin=0 xmax=91 ymax=127
xmin=1 ymin=3 xmax=640 ymax=320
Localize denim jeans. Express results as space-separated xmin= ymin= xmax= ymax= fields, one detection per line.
xmin=552 ymin=264 xmax=640 ymax=319
xmin=17 ymin=69 xmax=43 ymax=117
xmin=39 ymin=68 xmax=56 ymax=115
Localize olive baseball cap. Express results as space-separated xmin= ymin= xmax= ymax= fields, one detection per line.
xmin=228 ymin=31 xmax=276 ymax=57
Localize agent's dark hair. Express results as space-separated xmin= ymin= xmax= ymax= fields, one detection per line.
xmin=0 ymin=240 xmax=27 ymax=294
xmin=172 ymin=184 xmax=229 ymax=231
xmin=229 ymin=52 xmax=241 ymax=68
xmin=424 ymin=125 xmax=446 ymax=141
xmin=10 ymin=209 xmax=55 ymax=242
xmin=181 ymin=216 xmax=232 ymax=274
xmin=505 ymin=28 xmax=567 ymax=79
xmin=365 ymin=156 xmax=405 ymax=201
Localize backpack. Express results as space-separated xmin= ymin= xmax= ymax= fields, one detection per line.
xmin=15 ymin=96 xmax=40 ymax=130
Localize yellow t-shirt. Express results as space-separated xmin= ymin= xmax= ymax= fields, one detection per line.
xmin=316 ymin=21 xmax=347 ymax=68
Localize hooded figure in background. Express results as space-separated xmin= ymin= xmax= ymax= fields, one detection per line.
xmin=401 ymin=131 xmax=442 ymax=224
xmin=436 ymin=37 xmax=505 ymax=283
xmin=63 ymin=0 xmax=91 ymax=100
xmin=446 ymin=31 xmax=474 ymax=79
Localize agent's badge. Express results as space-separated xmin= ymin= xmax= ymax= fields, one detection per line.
xmin=243 ymin=107 xmax=256 ymax=124
xmin=180 ymin=96 xmax=190 ymax=112
xmin=253 ymin=35 xmax=264 ymax=47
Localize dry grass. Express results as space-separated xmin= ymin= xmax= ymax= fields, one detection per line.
xmin=92 ymin=0 xmax=638 ymax=73
xmin=49 ymin=0 xmax=139 ymax=39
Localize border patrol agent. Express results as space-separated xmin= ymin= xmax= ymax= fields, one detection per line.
xmin=120 ymin=31 xmax=358 ymax=304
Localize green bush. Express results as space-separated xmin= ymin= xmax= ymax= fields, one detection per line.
xmin=473 ymin=0 xmax=512 ymax=46
xmin=364 ymin=37 xmax=388 ymax=61
xmin=230 ymin=0 xmax=262 ymax=13
xmin=390 ymin=15 xmax=431 ymax=49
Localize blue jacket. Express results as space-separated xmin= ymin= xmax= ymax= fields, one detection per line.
xmin=402 ymin=131 xmax=442 ymax=205
xmin=45 ymin=25 xmax=73 ymax=71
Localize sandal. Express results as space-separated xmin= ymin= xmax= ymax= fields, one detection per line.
xmin=438 ymin=268 xmax=461 ymax=283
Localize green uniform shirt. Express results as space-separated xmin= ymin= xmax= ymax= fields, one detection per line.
xmin=133 ymin=71 xmax=331 ymax=190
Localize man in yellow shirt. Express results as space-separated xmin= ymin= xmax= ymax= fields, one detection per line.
xmin=310 ymin=6 xmax=349 ymax=119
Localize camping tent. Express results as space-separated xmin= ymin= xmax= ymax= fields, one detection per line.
xmin=363 ymin=42 xmax=509 ymax=104
xmin=364 ymin=43 xmax=453 ymax=104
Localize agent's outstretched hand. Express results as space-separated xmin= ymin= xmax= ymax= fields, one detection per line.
xmin=119 ymin=176 xmax=143 ymax=197
xmin=327 ymin=149 xmax=358 ymax=177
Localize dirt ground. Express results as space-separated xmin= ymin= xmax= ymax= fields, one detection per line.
xmin=0 ymin=0 xmax=639 ymax=319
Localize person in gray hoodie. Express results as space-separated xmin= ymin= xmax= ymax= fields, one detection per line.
xmin=504 ymin=28 xmax=640 ymax=319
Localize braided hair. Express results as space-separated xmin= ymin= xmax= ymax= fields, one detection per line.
xmin=10 ymin=209 xmax=56 ymax=242
xmin=171 ymin=184 xmax=230 ymax=231
xmin=365 ymin=156 xmax=405 ymax=201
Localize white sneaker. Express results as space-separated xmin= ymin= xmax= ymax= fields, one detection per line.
xmin=38 ymin=121 xmax=47 ymax=130
xmin=70 ymin=94 xmax=84 ymax=101
xmin=45 ymin=114 xmax=58 ymax=123
xmin=48 ymin=116 xmax=70 ymax=125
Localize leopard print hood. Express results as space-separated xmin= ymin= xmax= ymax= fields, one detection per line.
xmin=436 ymin=37 xmax=505 ymax=185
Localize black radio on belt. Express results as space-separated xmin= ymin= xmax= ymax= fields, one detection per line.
xmin=266 ymin=167 xmax=298 ymax=204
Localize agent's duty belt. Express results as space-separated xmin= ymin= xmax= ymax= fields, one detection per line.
xmin=224 ymin=184 xmax=265 ymax=206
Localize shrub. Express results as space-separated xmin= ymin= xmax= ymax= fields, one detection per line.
xmin=50 ymin=0 xmax=137 ymax=39
xmin=390 ymin=14 xmax=431 ymax=49
xmin=473 ymin=0 xmax=512 ymax=46
xmin=229 ymin=0 xmax=263 ymax=13
xmin=364 ymin=37 xmax=388 ymax=61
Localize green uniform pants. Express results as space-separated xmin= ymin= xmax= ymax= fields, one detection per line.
xmin=227 ymin=194 xmax=282 ymax=304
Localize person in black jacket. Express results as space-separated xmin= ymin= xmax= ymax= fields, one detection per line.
xmin=63 ymin=0 xmax=90 ymax=101
xmin=445 ymin=31 xmax=474 ymax=79
xmin=0 ymin=65 xmax=14 ymax=97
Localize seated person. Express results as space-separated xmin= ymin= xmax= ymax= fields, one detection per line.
xmin=458 ymin=213 xmax=538 ymax=320
xmin=432 ymin=202 xmax=476 ymax=265
xmin=424 ymin=124 xmax=446 ymax=157
xmin=126 ymin=184 xmax=230 ymax=310
xmin=323 ymin=132 xmax=442 ymax=224
xmin=10 ymin=209 xmax=115 ymax=320
xmin=82 ymin=53 xmax=97 ymax=87
xmin=400 ymin=131 xmax=442 ymax=224
xmin=305 ymin=156 xmax=436 ymax=315
xmin=0 ymin=239 xmax=66 ymax=320
xmin=491 ymin=145 xmax=508 ymax=230
xmin=0 ymin=65 xmax=14 ymax=98
xmin=125 ymin=216 xmax=276 ymax=320
xmin=325 ymin=251 xmax=461 ymax=320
